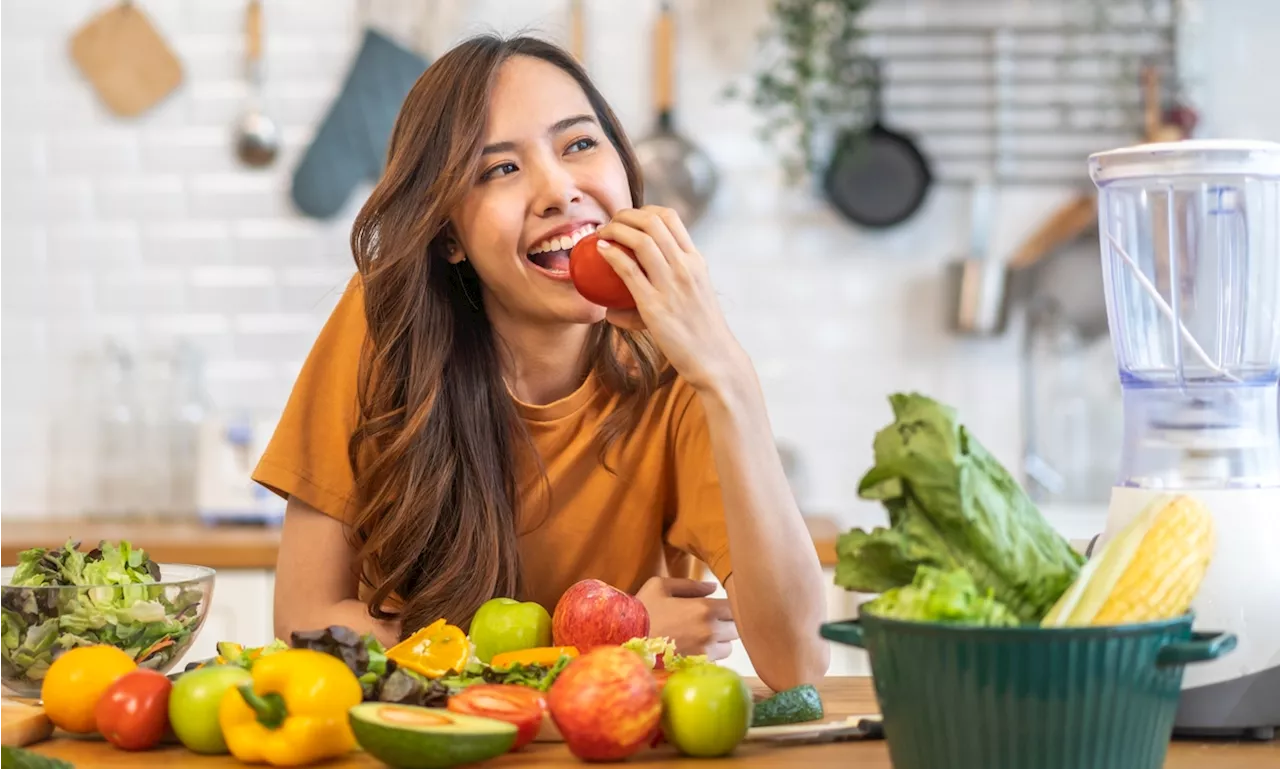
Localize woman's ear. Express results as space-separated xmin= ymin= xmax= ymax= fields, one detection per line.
xmin=444 ymin=238 xmax=466 ymax=265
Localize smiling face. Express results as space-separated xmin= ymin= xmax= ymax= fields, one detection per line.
xmin=449 ymin=55 xmax=633 ymax=326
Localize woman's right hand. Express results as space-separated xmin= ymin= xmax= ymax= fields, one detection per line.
xmin=636 ymin=577 xmax=740 ymax=660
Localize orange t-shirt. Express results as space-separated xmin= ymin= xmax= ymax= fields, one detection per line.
xmin=251 ymin=277 xmax=733 ymax=614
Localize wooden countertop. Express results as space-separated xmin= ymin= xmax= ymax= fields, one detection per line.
xmin=1 ymin=517 xmax=847 ymax=571
xmin=1 ymin=520 xmax=284 ymax=570
xmin=21 ymin=677 xmax=1277 ymax=768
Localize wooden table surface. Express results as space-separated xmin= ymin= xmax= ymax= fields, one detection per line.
xmin=23 ymin=677 xmax=1277 ymax=768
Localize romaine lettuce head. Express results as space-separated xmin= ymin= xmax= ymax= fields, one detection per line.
xmin=837 ymin=394 xmax=1084 ymax=623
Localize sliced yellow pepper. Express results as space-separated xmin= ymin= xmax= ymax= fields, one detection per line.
xmin=490 ymin=646 xmax=578 ymax=669
xmin=218 ymin=649 xmax=363 ymax=766
xmin=386 ymin=618 xmax=471 ymax=678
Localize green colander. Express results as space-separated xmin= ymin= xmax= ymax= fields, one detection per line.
xmin=820 ymin=612 xmax=1235 ymax=769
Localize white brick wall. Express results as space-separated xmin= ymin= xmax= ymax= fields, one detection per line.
xmin=2 ymin=0 xmax=1275 ymax=522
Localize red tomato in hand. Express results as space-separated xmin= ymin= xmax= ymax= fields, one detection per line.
xmin=94 ymin=668 xmax=173 ymax=751
xmin=569 ymin=233 xmax=637 ymax=309
xmin=447 ymin=684 xmax=547 ymax=750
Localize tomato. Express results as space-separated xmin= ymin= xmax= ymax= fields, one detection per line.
xmin=447 ymin=684 xmax=547 ymax=750
xmin=95 ymin=669 xmax=172 ymax=751
xmin=652 ymin=669 xmax=673 ymax=689
xmin=569 ymin=233 xmax=637 ymax=309
xmin=41 ymin=645 xmax=138 ymax=734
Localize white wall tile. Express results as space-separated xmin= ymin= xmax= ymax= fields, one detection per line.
xmin=142 ymin=222 xmax=234 ymax=267
xmin=140 ymin=131 xmax=241 ymax=175
xmin=97 ymin=268 xmax=188 ymax=315
xmin=189 ymin=266 xmax=278 ymax=313
xmin=2 ymin=134 xmax=47 ymax=178
xmin=3 ymin=177 xmax=94 ymax=222
xmin=47 ymin=131 xmax=140 ymax=175
xmin=231 ymin=220 xmax=329 ymax=267
xmin=189 ymin=175 xmax=291 ymax=220
xmin=97 ymin=177 xmax=188 ymax=220
xmin=48 ymin=223 xmax=140 ymax=269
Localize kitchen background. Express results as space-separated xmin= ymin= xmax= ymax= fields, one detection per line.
xmin=1 ymin=0 xmax=1277 ymax=669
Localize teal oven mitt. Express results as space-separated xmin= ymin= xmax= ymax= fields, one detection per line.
xmin=291 ymin=28 xmax=428 ymax=219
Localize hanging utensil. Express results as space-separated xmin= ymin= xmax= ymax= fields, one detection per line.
xmin=289 ymin=3 xmax=429 ymax=218
xmin=945 ymin=180 xmax=1008 ymax=335
xmin=234 ymin=0 xmax=280 ymax=167
xmin=824 ymin=58 xmax=932 ymax=229
xmin=68 ymin=0 xmax=183 ymax=118
xmin=569 ymin=0 xmax=585 ymax=63
xmin=633 ymin=2 xmax=718 ymax=226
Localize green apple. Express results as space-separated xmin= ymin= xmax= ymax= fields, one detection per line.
xmin=168 ymin=665 xmax=253 ymax=754
xmin=469 ymin=597 xmax=552 ymax=663
xmin=661 ymin=665 xmax=753 ymax=757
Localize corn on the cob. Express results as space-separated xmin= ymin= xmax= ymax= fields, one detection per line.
xmin=1091 ymin=495 xmax=1215 ymax=625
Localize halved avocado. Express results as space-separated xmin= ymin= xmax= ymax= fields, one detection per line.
xmin=349 ymin=703 xmax=518 ymax=769
xmin=215 ymin=641 xmax=244 ymax=663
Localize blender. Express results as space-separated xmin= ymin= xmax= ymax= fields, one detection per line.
xmin=1089 ymin=140 xmax=1280 ymax=739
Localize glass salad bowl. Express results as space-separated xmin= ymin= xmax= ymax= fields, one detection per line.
xmin=2 ymin=558 xmax=215 ymax=697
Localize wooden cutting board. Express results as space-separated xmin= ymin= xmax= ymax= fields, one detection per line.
xmin=68 ymin=1 xmax=183 ymax=117
xmin=1 ymin=698 xmax=52 ymax=747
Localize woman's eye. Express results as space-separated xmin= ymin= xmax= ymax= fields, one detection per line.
xmin=566 ymin=137 xmax=597 ymax=154
xmin=481 ymin=162 xmax=518 ymax=181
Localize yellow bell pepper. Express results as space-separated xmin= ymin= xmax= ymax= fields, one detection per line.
xmin=490 ymin=645 xmax=579 ymax=669
xmin=218 ymin=648 xmax=363 ymax=766
xmin=386 ymin=618 xmax=471 ymax=678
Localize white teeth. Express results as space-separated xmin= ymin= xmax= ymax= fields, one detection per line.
xmin=528 ymin=223 xmax=596 ymax=256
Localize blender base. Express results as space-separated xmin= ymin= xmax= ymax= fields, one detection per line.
xmin=1101 ymin=487 xmax=1280 ymax=738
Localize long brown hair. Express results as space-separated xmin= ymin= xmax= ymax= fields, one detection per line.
xmin=348 ymin=35 xmax=668 ymax=638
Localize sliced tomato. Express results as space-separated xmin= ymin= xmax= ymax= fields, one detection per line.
xmin=447 ymin=684 xmax=547 ymax=750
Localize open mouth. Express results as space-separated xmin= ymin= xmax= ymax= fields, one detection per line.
xmin=526 ymin=223 xmax=597 ymax=275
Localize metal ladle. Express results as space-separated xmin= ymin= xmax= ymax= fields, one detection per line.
xmin=234 ymin=0 xmax=279 ymax=167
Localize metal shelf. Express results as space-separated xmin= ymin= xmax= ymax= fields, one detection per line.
xmin=843 ymin=3 xmax=1179 ymax=186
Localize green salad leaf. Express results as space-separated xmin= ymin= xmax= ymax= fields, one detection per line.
xmin=622 ymin=636 xmax=710 ymax=673
xmin=2 ymin=540 xmax=202 ymax=688
xmin=861 ymin=567 xmax=1020 ymax=626
xmin=836 ymin=394 xmax=1084 ymax=623
xmin=440 ymin=654 xmax=573 ymax=693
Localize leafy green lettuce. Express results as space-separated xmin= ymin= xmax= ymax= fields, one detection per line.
xmin=836 ymin=394 xmax=1084 ymax=623
xmin=2 ymin=540 xmax=203 ymax=688
xmin=861 ymin=567 xmax=1020 ymax=626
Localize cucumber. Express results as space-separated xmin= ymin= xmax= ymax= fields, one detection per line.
xmin=751 ymin=684 xmax=824 ymax=727
xmin=2 ymin=747 xmax=75 ymax=769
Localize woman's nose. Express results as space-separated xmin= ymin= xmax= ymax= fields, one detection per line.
xmin=530 ymin=159 xmax=583 ymax=216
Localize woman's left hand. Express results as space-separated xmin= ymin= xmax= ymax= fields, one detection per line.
xmin=595 ymin=206 xmax=749 ymax=392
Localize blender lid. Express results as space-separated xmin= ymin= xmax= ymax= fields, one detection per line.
xmin=1090 ymin=139 xmax=1280 ymax=182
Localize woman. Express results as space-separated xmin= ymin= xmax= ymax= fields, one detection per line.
xmin=254 ymin=34 xmax=828 ymax=690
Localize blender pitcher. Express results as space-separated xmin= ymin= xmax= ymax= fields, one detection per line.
xmin=1089 ymin=140 xmax=1280 ymax=738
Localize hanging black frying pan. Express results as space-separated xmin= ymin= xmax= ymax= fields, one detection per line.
xmin=824 ymin=58 xmax=932 ymax=229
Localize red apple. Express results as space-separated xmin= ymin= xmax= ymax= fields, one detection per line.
xmin=552 ymin=579 xmax=649 ymax=650
xmin=547 ymin=646 xmax=662 ymax=761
